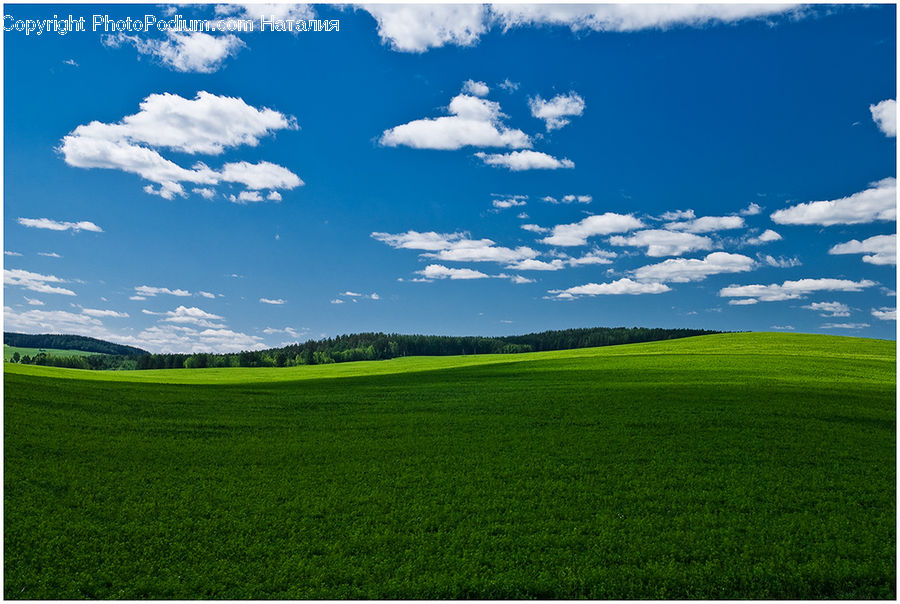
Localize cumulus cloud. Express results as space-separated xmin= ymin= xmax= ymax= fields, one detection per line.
xmin=198 ymin=291 xmax=217 ymax=299
xmin=423 ymin=239 xmax=538 ymax=264
xmin=505 ymin=259 xmax=566 ymax=271
xmin=521 ymin=224 xmax=550 ymax=234
xmin=462 ymin=79 xmax=489 ymax=96
xmin=416 ymin=264 xmax=491 ymax=280
xmin=222 ymin=3 xmax=316 ymax=23
xmin=106 ymin=30 xmax=244 ymax=73
xmin=563 ymin=249 xmax=618 ymax=266
xmin=740 ymin=202 xmax=763 ymax=216
xmin=260 ymin=298 xmax=286 ymax=305
xmin=475 ymin=150 xmax=574 ymax=171
xmin=360 ymin=4 xmax=489 ymax=52
xmin=631 ymin=252 xmax=755 ymax=283
xmin=371 ymin=230 xmax=466 ymax=251
xmin=128 ymin=324 xmax=265 ymax=354
xmin=529 ymin=92 xmax=585 ymax=131
xmin=771 ymin=178 xmax=896 ymax=226
xmin=719 ymin=278 xmax=876 ymax=303
xmin=492 ymin=196 xmax=527 ymax=209
xmin=220 ymin=160 xmax=303 ymax=190
xmin=18 ymin=217 xmax=103 ymax=232
xmin=380 ymin=92 xmax=530 ymax=150
xmin=758 ymin=254 xmax=801 ymax=268
xmin=157 ymin=305 xmax=225 ymax=328
xmin=4 ymin=306 xmax=102 ymax=333
xmin=665 ymin=215 xmax=744 ymax=233
xmin=870 ymin=99 xmax=896 ymax=137
xmin=492 ymin=4 xmax=801 ymax=33
xmin=659 ymin=209 xmax=695 ymax=221
xmin=821 ymin=322 xmax=869 ymax=330
xmin=59 ymin=91 xmax=299 ymax=200
xmin=609 ymin=229 xmax=714 ymax=257
xmin=872 ymin=307 xmax=896 ymax=321
xmin=541 ymin=213 xmax=644 ymax=247
xmin=828 ymin=234 xmax=896 ymax=265
xmin=802 ymin=301 xmax=850 ymax=317
xmin=25 ymin=297 xmax=44 ymax=306
xmin=360 ymin=4 xmax=801 ymax=52
xmin=5 ymin=269 xmax=76 ymax=296
xmin=135 ymin=285 xmax=191 ymax=297
xmin=746 ymin=229 xmax=782 ymax=245
xmin=548 ymin=278 xmax=671 ymax=299
xmin=81 ymin=308 xmax=129 ymax=318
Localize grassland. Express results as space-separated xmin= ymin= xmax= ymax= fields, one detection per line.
xmin=4 ymin=332 xmax=895 ymax=598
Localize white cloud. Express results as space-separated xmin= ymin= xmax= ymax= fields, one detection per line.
xmin=416 ymin=264 xmax=491 ymax=280
xmin=475 ymin=150 xmax=574 ymax=171
xmin=198 ymin=291 xmax=216 ymax=299
xmin=4 ymin=306 xmax=102 ymax=332
xmin=492 ymin=4 xmax=800 ymax=33
xmin=424 ymin=239 xmax=538 ymax=264
xmin=106 ymin=30 xmax=244 ymax=73
xmin=360 ymin=4 xmax=489 ymax=52
xmin=59 ymin=91 xmax=297 ymax=199
xmin=260 ymin=298 xmax=286 ymax=305
xmin=159 ymin=305 xmax=225 ymax=328
xmin=37 ymin=252 xmax=62 ymax=258
xmin=872 ymin=307 xmax=896 ymax=321
xmin=267 ymin=191 xmax=282 ymax=201
xmin=529 ymin=92 xmax=585 ymax=131
xmin=746 ymin=229 xmax=782 ymax=245
xmin=135 ymin=285 xmax=191 ymax=297
xmin=771 ymin=178 xmax=896 ymax=226
xmin=802 ymin=301 xmax=850 ymax=317
xmin=665 ymin=215 xmax=744 ymax=233
xmin=492 ymin=197 xmax=527 ymax=209
xmin=548 ymin=278 xmax=671 ymax=298
xmin=507 ymin=274 xmax=535 ymax=284
xmin=632 ymin=252 xmax=755 ymax=283
xmin=828 ymin=234 xmax=896 ymax=265
xmin=229 ymin=190 xmax=263 ymax=203
xmin=609 ymin=229 xmax=714 ymax=257
xmin=129 ymin=295 xmax=147 ymax=301
xmin=220 ymin=161 xmax=303 ymax=190
xmin=63 ymin=58 xmax=78 ymax=67
xmin=263 ymin=325 xmax=307 ymax=338
xmin=224 ymin=3 xmax=316 ymax=22
xmin=127 ymin=324 xmax=265 ymax=354
xmin=462 ymin=79 xmax=490 ymax=97
xmin=82 ymin=308 xmax=129 ymax=318
xmin=659 ymin=209 xmax=695 ymax=221
xmin=25 ymin=297 xmax=44 ymax=306
xmin=564 ymin=250 xmax=617 ymax=266
xmin=371 ymin=230 xmax=466 ymax=251
xmin=381 ymin=92 xmax=531 ymax=150
xmin=728 ymin=298 xmax=759 ymax=305
xmin=870 ymin=99 xmax=896 ymax=137
xmin=758 ymin=254 xmax=801 ymax=268
xmin=821 ymin=322 xmax=869 ymax=330
xmin=740 ymin=202 xmax=763 ymax=216
xmin=5 ymin=251 xmax=23 ymax=256
xmin=521 ymin=224 xmax=550 ymax=234
xmin=191 ymin=187 xmax=215 ymax=199
xmin=361 ymin=4 xmax=800 ymax=52
xmin=505 ymin=259 xmax=566 ymax=271
xmin=330 ymin=298 xmax=345 ymax=304
xmin=5 ymin=268 xmax=76 ymax=296
xmin=541 ymin=213 xmax=644 ymax=247
xmin=719 ymin=278 xmax=876 ymax=302
xmin=18 ymin=217 xmax=103 ymax=232
xmin=499 ymin=79 xmax=519 ymax=92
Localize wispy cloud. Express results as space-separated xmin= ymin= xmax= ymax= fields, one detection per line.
xmin=5 ymin=268 xmax=76 ymax=296
xmin=18 ymin=217 xmax=103 ymax=232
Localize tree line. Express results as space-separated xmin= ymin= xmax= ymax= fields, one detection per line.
xmin=7 ymin=326 xmax=719 ymax=371
xmin=4 ymin=332 xmax=148 ymax=356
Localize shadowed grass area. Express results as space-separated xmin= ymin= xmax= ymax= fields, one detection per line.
xmin=4 ymin=333 xmax=895 ymax=598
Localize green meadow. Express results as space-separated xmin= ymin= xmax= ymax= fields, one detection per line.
xmin=4 ymin=333 xmax=895 ymax=598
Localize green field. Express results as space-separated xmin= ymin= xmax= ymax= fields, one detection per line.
xmin=4 ymin=332 xmax=895 ymax=598
xmin=3 ymin=345 xmax=104 ymax=362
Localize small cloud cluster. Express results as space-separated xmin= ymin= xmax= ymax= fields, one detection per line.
xmin=18 ymin=217 xmax=102 ymax=232
xmin=59 ymin=91 xmax=301 ymax=201
xmin=105 ymin=30 xmax=244 ymax=74
xmin=719 ymin=278 xmax=876 ymax=303
xmin=529 ymin=92 xmax=585 ymax=131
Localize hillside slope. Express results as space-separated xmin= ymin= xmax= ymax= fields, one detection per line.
xmin=4 ymin=332 xmax=895 ymax=598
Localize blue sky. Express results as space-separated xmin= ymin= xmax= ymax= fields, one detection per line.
xmin=3 ymin=3 xmax=897 ymax=353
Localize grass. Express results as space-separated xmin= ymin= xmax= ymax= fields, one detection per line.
xmin=3 ymin=345 xmax=105 ymax=362
xmin=4 ymin=332 xmax=895 ymax=598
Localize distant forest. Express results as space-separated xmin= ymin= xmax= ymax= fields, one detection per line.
xmin=6 ymin=327 xmax=720 ymax=371
xmin=4 ymin=333 xmax=149 ymax=356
